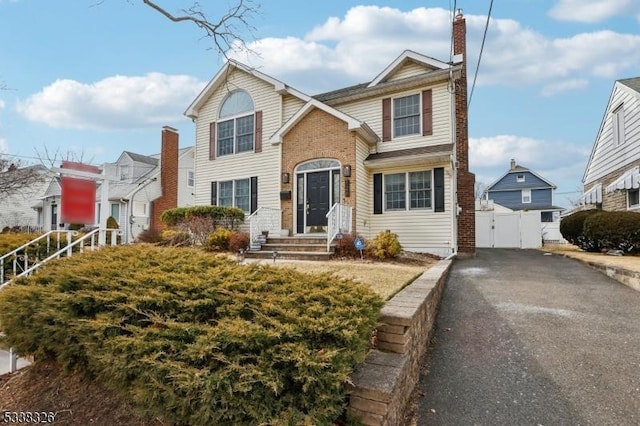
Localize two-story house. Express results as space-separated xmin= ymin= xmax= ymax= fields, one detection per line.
xmin=485 ymin=159 xmax=563 ymax=222
xmin=581 ymin=77 xmax=640 ymax=211
xmin=185 ymin=12 xmax=475 ymax=257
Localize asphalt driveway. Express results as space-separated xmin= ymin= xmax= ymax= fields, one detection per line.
xmin=415 ymin=249 xmax=640 ymax=426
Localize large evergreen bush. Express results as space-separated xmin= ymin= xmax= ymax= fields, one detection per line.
xmin=559 ymin=209 xmax=602 ymax=251
xmin=0 ymin=245 xmax=383 ymax=424
xmin=583 ymin=211 xmax=640 ymax=253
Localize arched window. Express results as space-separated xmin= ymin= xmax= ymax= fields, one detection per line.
xmin=217 ymin=90 xmax=255 ymax=156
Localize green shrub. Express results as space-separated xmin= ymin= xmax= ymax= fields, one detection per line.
xmin=583 ymin=211 xmax=640 ymax=253
xmin=366 ymin=230 xmax=402 ymax=260
xmin=229 ymin=231 xmax=250 ymax=253
xmin=559 ymin=209 xmax=602 ymax=251
xmin=160 ymin=229 xmax=191 ymax=246
xmin=0 ymin=245 xmax=383 ymax=424
xmin=161 ymin=206 xmax=245 ymax=229
xmin=204 ymin=227 xmax=232 ymax=252
xmin=106 ymin=216 xmax=119 ymax=229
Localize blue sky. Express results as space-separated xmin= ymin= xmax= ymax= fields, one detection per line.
xmin=1 ymin=0 xmax=639 ymax=209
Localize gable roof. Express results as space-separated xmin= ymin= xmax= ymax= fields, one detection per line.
xmin=487 ymin=162 xmax=557 ymax=191
xmin=184 ymin=59 xmax=311 ymax=118
xmin=582 ymin=77 xmax=640 ymax=184
xmin=269 ymin=98 xmax=379 ymax=145
xmin=122 ymin=151 xmax=159 ymax=166
xmin=368 ymin=49 xmax=461 ymax=88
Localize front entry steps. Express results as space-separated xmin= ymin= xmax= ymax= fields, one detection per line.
xmin=245 ymin=236 xmax=334 ymax=261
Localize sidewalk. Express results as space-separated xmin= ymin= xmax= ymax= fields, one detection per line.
xmin=0 ymin=349 xmax=31 ymax=375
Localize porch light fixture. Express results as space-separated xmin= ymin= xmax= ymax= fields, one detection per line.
xmin=281 ymin=172 xmax=290 ymax=184
xmin=342 ymin=164 xmax=352 ymax=177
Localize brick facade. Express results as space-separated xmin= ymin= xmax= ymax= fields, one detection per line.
xmin=453 ymin=12 xmax=476 ymax=255
xmin=151 ymin=126 xmax=179 ymax=232
xmin=280 ymin=108 xmax=357 ymax=233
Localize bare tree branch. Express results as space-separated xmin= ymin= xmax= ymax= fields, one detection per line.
xmin=0 ymin=157 xmax=47 ymax=198
xmin=141 ymin=0 xmax=258 ymax=57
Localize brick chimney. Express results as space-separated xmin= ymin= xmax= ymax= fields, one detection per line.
xmin=151 ymin=126 xmax=179 ymax=232
xmin=453 ymin=9 xmax=476 ymax=256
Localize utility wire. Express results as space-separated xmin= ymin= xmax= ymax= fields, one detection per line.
xmin=469 ymin=0 xmax=494 ymax=108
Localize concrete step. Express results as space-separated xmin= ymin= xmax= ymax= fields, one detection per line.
xmin=266 ymin=237 xmax=328 ymax=245
xmin=261 ymin=243 xmax=329 ymax=253
xmin=245 ymin=250 xmax=333 ymax=261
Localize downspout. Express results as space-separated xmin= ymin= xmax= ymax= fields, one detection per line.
xmin=449 ymin=67 xmax=458 ymax=257
xmin=127 ymin=176 xmax=158 ymax=243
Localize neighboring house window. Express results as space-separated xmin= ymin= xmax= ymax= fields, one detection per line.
xmin=384 ymin=171 xmax=432 ymax=211
xmin=393 ymin=94 xmax=420 ymax=138
xmin=214 ymin=178 xmax=255 ymax=212
xmin=187 ymin=170 xmax=194 ymax=187
xmin=516 ymin=174 xmax=525 ymax=183
xmin=110 ymin=204 xmax=120 ymax=221
xmin=612 ymin=104 xmax=625 ymax=147
xmin=217 ymin=91 xmax=255 ymax=157
xmin=628 ymin=189 xmax=640 ymax=209
xmin=522 ymin=189 xmax=531 ymax=203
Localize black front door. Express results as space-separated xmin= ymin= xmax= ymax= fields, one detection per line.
xmin=306 ymin=171 xmax=330 ymax=228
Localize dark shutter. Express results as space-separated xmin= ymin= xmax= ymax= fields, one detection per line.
xmin=382 ymin=98 xmax=391 ymax=142
xmin=254 ymin=111 xmax=262 ymax=153
xmin=374 ymin=173 xmax=383 ymax=214
xmin=209 ymin=122 xmax=216 ymax=160
xmin=434 ymin=167 xmax=444 ymax=212
xmin=422 ymin=90 xmax=433 ymax=136
xmin=210 ymin=181 xmax=217 ymax=205
xmin=250 ymin=176 xmax=258 ymax=213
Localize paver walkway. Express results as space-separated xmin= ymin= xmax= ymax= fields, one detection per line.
xmin=415 ymin=249 xmax=640 ymax=426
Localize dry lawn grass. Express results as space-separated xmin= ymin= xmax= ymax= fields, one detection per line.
xmin=249 ymin=257 xmax=435 ymax=300
xmin=541 ymin=243 xmax=640 ymax=273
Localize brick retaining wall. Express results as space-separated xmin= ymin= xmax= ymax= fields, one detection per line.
xmin=348 ymin=259 xmax=452 ymax=425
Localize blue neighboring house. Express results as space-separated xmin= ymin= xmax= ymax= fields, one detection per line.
xmin=485 ymin=159 xmax=564 ymax=222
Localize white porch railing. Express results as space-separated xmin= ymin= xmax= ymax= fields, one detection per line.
xmin=0 ymin=228 xmax=122 ymax=290
xmin=248 ymin=207 xmax=282 ymax=247
xmin=326 ymin=203 xmax=353 ymax=251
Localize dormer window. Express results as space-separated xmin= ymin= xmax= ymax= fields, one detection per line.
xmin=217 ymin=90 xmax=255 ymax=156
xmin=516 ymin=174 xmax=525 ymax=183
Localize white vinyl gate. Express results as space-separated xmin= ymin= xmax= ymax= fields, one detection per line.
xmin=476 ymin=211 xmax=542 ymax=248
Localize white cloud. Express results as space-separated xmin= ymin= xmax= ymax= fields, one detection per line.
xmin=549 ymin=0 xmax=638 ymax=23
xmin=0 ymin=137 xmax=7 ymax=154
xmin=17 ymin=73 xmax=205 ymax=130
xmin=230 ymin=6 xmax=640 ymax=95
xmin=541 ymin=79 xmax=589 ymax=96
xmin=0 ymin=99 xmax=5 ymax=110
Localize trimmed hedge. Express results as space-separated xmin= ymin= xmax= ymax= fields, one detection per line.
xmin=559 ymin=209 xmax=602 ymax=252
xmin=160 ymin=206 xmax=245 ymax=229
xmin=583 ymin=211 xmax=640 ymax=253
xmin=0 ymin=245 xmax=383 ymax=424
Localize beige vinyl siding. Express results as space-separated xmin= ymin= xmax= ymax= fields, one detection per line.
xmin=354 ymin=137 xmax=372 ymax=233
xmin=0 ymin=179 xmax=50 ymax=230
xmin=282 ymin=95 xmax=306 ymax=124
xmin=194 ymin=69 xmax=282 ymax=211
xmin=177 ymin=149 xmax=195 ymax=207
xmin=364 ymin=163 xmax=453 ymax=257
xmin=584 ymin=83 xmax=640 ymax=185
xmin=387 ymin=61 xmax=432 ymax=82
xmin=335 ymin=82 xmax=452 ymax=151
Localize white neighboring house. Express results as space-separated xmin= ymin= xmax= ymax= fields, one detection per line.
xmin=0 ymin=165 xmax=54 ymax=231
xmin=97 ymin=127 xmax=195 ymax=243
xmin=581 ymin=77 xmax=640 ymax=210
xmin=1 ymin=127 xmax=194 ymax=242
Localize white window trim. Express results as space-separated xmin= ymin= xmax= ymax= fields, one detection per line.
xmin=392 ymin=93 xmax=422 ymax=139
xmin=383 ymin=170 xmax=433 ymax=212
xmin=516 ymin=174 xmax=525 ymax=183
xmin=217 ymin=178 xmax=251 ymax=212
xmin=187 ymin=170 xmax=195 ymax=187
xmin=522 ymin=188 xmax=532 ymax=204
xmin=217 ymin=113 xmax=255 ymax=157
